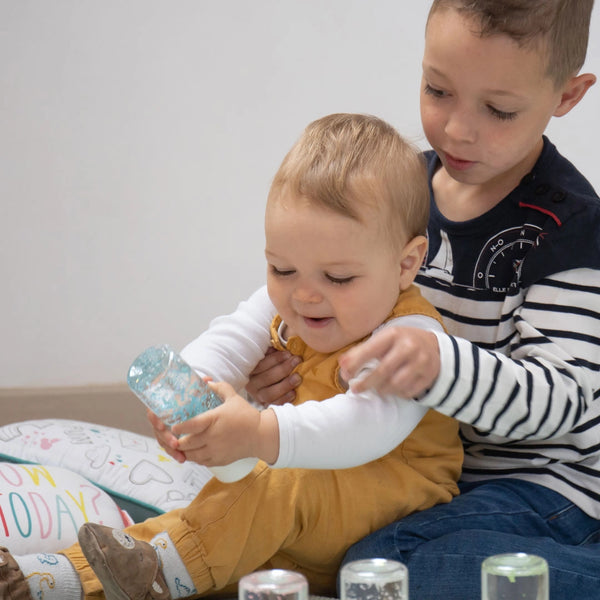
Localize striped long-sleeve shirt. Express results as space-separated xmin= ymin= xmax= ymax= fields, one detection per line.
xmin=417 ymin=138 xmax=600 ymax=517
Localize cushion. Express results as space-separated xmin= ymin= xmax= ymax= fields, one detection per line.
xmin=0 ymin=419 xmax=214 ymax=523
xmin=0 ymin=461 xmax=132 ymax=553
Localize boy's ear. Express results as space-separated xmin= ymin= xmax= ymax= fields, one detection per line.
xmin=554 ymin=72 xmax=596 ymax=117
xmin=398 ymin=235 xmax=428 ymax=291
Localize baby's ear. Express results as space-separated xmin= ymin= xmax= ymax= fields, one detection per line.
xmin=398 ymin=235 xmax=428 ymax=290
xmin=554 ymin=72 xmax=596 ymax=117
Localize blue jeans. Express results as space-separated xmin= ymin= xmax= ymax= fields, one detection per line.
xmin=341 ymin=479 xmax=600 ymax=599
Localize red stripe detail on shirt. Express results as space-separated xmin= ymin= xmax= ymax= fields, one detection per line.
xmin=518 ymin=202 xmax=562 ymax=226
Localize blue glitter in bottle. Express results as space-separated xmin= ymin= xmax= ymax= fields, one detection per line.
xmin=127 ymin=344 xmax=259 ymax=483
xmin=127 ymin=344 xmax=222 ymax=426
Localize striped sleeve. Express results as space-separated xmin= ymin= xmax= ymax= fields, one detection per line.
xmin=420 ymin=268 xmax=600 ymax=440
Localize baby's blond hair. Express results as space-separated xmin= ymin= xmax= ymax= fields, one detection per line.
xmin=268 ymin=113 xmax=429 ymax=249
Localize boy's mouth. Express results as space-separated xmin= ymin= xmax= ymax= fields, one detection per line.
xmin=444 ymin=151 xmax=476 ymax=171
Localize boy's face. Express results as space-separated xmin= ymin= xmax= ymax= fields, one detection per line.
xmin=265 ymin=195 xmax=403 ymax=354
xmin=421 ymin=9 xmax=565 ymax=190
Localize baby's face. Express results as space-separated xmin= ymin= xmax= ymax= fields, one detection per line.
xmin=421 ymin=8 xmax=564 ymax=192
xmin=264 ymin=195 xmax=403 ymax=353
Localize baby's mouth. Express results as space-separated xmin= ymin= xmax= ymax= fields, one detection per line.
xmin=303 ymin=316 xmax=333 ymax=328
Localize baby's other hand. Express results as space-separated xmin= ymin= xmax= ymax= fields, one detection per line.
xmin=172 ymin=381 xmax=279 ymax=466
xmin=146 ymin=409 xmax=186 ymax=464
xmin=339 ymin=327 xmax=441 ymax=398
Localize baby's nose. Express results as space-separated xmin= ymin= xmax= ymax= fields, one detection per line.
xmin=292 ymin=285 xmax=323 ymax=304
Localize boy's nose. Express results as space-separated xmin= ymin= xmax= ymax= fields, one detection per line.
xmin=445 ymin=109 xmax=476 ymax=143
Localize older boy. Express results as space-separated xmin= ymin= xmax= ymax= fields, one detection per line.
xmin=335 ymin=1 xmax=600 ymax=597
xmin=0 ymin=114 xmax=462 ymax=600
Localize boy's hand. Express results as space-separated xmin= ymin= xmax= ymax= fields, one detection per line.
xmin=245 ymin=347 xmax=302 ymax=407
xmin=147 ymin=409 xmax=187 ymax=464
xmin=338 ymin=327 xmax=441 ymax=398
xmin=171 ymin=381 xmax=280 ymax=466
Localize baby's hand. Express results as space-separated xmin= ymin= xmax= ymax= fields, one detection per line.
xmin=172 ymin=381 xmax=280 ymax=466
xmin=339 ymin=326 xmax=441 ymax=398
xmin=146 ymin=409 xmax=186 ymax=463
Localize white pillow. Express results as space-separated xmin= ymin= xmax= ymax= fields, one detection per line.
xmin=0 ymin=419 xmax=214 ymax=521
xmin=0 ymin=461 xmax=132 ymax=553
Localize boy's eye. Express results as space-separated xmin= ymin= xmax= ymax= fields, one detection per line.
xmin=326 ymin=274 xmax=356 ymax=285
xmin=270 ymin=265 xmax=295 ymax=277
xmin=424 ymin=83 xmax=447 ymax=99
xmin=488 ymin=105 xmax=518 ymax=121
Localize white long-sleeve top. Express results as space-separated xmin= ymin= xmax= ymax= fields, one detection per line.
xmin=181 ymin=285 xmax=439 ymax=469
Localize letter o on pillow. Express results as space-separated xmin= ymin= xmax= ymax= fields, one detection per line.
xmin=0 ymin=462 xmax=130 ymax=554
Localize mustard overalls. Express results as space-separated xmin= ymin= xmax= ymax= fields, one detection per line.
xmin=64 ymin=285 xmax=462 ymax=598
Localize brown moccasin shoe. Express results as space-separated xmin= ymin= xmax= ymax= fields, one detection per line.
xmin=78 ymin=524 xmax=171 ymax=600
xmin=0 ymin=547 xmax=34 ymax=600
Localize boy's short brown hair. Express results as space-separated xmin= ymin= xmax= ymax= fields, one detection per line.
xmin=268 ymin=113 xmax=429 ymax=247
xmin=428 ymin=0 xmax=594 ymax=87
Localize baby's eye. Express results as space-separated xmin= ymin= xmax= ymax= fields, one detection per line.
xmin=270 ymin=265 xmax=295 ymax=277
xmin=326 ymin=274 xmax=356 ymax=285
xmin=424 ymin=83 xmax=447 ymax=99
xmin=488 ymin=105 xmax=518 ymax=121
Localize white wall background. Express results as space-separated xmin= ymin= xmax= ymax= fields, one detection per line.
xmin=2 ymin=1 xmax=599 ymax=388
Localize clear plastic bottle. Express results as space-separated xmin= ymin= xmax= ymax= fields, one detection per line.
xmin=341 ymin=559 xmax=408 ymax=600
xmin=239 ymin=569 xmax=308 ymax=600
xmin=481 ymin=553 xmax=549 ymax=600
xmin=127 ymin=344 xmax=258 ymax=482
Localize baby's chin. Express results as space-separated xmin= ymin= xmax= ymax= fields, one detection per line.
xmin=302 ymin=329 xmax=364 ymax=355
